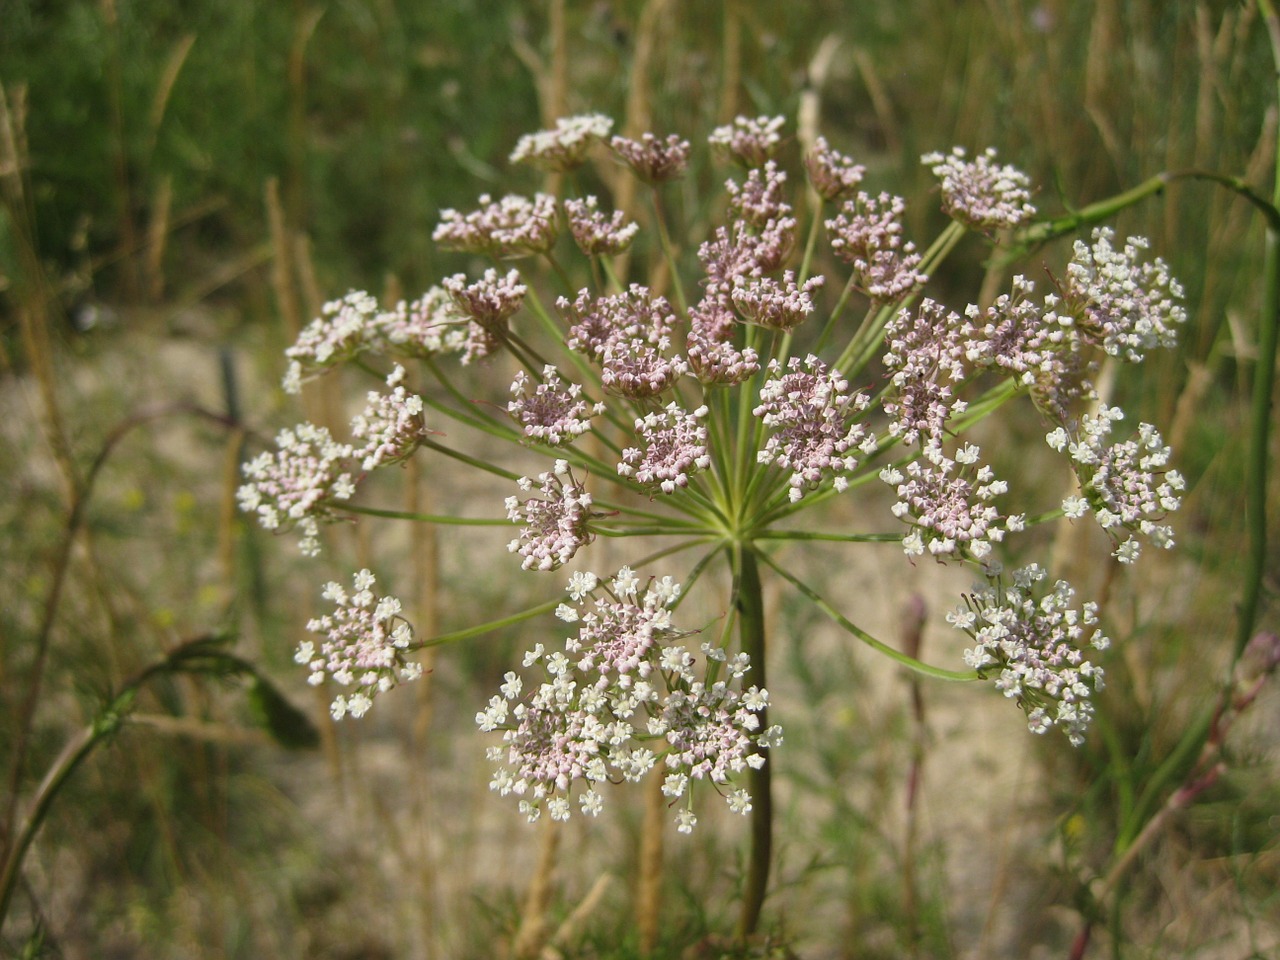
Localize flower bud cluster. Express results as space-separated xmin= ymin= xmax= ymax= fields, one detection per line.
xmin=731 ymin=271 xmax=825 ymax=331
xmin=297 ymin=569 xmax=421 ymax=720
xmin=444 ymin=268 xmax=527 ymax=331
xmin=508 ymin=366 xmax=605 ymax=445
xmin=921 ymin=146 xmax=1036 ymax=229
xmin=1047 ymin=406 xmax=1184 ymax=563
xmin=805 ymin=137 xmax=865 ymax=202
xmin=477 ymin=569 xmax=779 ymax=827
xmin=948 ymin=564 xmax=1108 ymax=746
xmin=506 ymin=461 xmax=595 ymax=571
xmin=610 ymin=132 xmax=691 ymax=183
xmin=754 ymin=355 xmax=875 ymax=501
xmin=725 ymin=161 xmax=792 ymax=228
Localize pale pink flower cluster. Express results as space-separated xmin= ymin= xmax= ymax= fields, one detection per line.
xmin=562 ymin=284 xmax=677 ymax=359
xmin=432 ymin=192 xmax=558 ymax=257
xmin=564 ymin=196 xmax=639 ymax=256
xmin=686 ymin=299 xmax=760 ymax=386
xmin=709 ymin=114 xmax=785 ymax=167
xmin=880 ymin=440 xmax=1015 ymax=562
xmin=508 ymin=366 xmax=604 ymax=445
xmin=804 ymin=137 xmax=865 ymax=202
xmin=948 ymin=564 xmax=1108 ymax=746
xmin=369 ymin=287 xmax=471 ymax=358
xmin=350 ymin=366 xmax=430 ymax=472
xmin=1047 ymin=406 xmax=1184 ymax=563
xmin=731 ymin=271 xmax=824 ymax=331
xmin=610 ymin=132 xmax=691 ymax=183
xmin=444 ymin=268 xmax=527 ymax=330
xmin=510 ymin=113 xmax=613 ymax=171
xmin=725 ymin=161 xmax=791 ymax=227
xmin=506 ymin=460 xmax=595 ymax=571
xmin=922 ymin=146 xmax=1036 ymax=229
xmin=754 ymin=355 xmax=875 ymax=501
xmin=237 ymin=423 xmax=356 ymax=556
xmin=826 ymin=192 xmax=927 ymax=302
xmin=297 ymin=569 xmax=421 ymax=720
xmin=283 ymin=290 xmax=381 ymax=393
xmin=477 ymin=569 xmax=779 ymax=827
xmin=883 ymin=299 xmax=969 ymax=444
xmin=618 ymin=403 xmax=712 ymax=493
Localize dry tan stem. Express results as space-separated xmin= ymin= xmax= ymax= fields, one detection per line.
xmin=543 ymin=873 xmax=613 ymax=958
xmin=636 ymin=768 xmax=666 ymax=954
xmin=512 ymin=820 xmax=560 ymax=960
xmin=144 ymin=175 xmax=173 ymax=302
xmin=265 ymin=177 xmax=303 ymax=340
xmin=717 ymin=0 xmax=742 ymax=125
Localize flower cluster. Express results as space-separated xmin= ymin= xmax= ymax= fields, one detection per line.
xmin=1047 ymin=406 xmax=1184 ymax=563
xmin=922 ymin=146 xmax=1037 ymax=229
xmin=283 ymin=291 xmax=381 ymax=393
xmin=510 ymin=113 xmax=613 ymax=171
xmin=297 ymin=569 xmax=422 ymax=720
xmin=1059 ymin=228 xmax=1187 ymax=362
xmin=350 ymin=365 xmax=430 ymax=471
xmin=618 ymin=403 xmax=711 ymax=493
xmin=506 ymin=461 xmax=595 ymax=571
xmin=432 ymin=192 xmax=559 ymax=257
xmin=237 ymin=423 xmax=356 ymax=556
xmin=883 ymin=299 xmax=969 ymax=444
xmin=731 ymin=271 xmax=825 ymax=331
xmin=477 ymin=569 xmax=779 ymax=827
xmin=754 ymin=355 xmax=875 ymax=501
xmin=826 ymin=192 xmax=927 ymax=302
xmin=880 ymin=440 xmax=1017 ymax=563
xmin=508 ymin=366 xmax=605 ymax=445
xmin=949 ymin=565 xmax=1108 ymax=746
xmin=805 ymin=137 xmax=866 ymax=202
xmin=564 ymin=196 xmax=640 ymax=256
xmin=709 ymin=114 xmax=786 ymax=167
xmin=610 ymin=132 xmax=691 ymax=183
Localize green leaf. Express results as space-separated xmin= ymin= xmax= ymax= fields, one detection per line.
xmin=246 ymin=676 xmax=320 ymax=750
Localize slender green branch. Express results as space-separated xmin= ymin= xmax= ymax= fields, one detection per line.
xmin=342 ymin=503 xmax=510 ymax=526
xmin=755 ymin=548 xmax=978 ymax=682
xmin=415 ymin=597 xmax=564 ymax=649
xmin=754 ymin=530 xmax=902 ymax=543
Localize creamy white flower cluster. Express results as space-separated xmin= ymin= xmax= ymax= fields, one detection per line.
xmin=949 ymin=564 xmax=1108 ymax=745
xmin=298 ymin=569 xmax=421 ymax=720
xmin=1047 ymin=406 xmax=1185 ymax=564
xmin=477 ymin=569 xmax=780 ymax=829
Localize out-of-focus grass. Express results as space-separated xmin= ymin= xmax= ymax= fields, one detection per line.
xmin=1 ymin=2 xmax=1276 ymax=958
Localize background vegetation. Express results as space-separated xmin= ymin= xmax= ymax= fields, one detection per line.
xmin=1 ymin=1 xmax=1276 ymax=957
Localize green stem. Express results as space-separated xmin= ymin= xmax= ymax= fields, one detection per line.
xmin=342 ymin=503 xmax=510 ymax=525
xmin=734 ymin=543 xmax=771 ymax=940
xmin=756 ymin=549 xmax=978 ymax=682
xmin=415 ymin=597 xmax=563 ymax=650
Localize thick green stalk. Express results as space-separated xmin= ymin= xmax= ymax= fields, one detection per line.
xmin=735 ymin=544 xmax=771 ymax=939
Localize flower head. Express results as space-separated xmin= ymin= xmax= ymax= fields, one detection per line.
xmin=433 ymin=193 xmax=559 ymax=257
xmin=709 ymin=115 xmax=786 ymax=167
xmin=444 ymin=268 xmax=527 ymax=332
xmin=618 ymin=403 xmax=712 ymax=494
xmin=949 ymin=565 xmax=1108 ymax=746
xmin=611 ymin=132 xmax=692 ymax=183
xmin=350 ymin=366 xmax=430 ymax=471
xmin=510 ymin=113 xmax=613 ymax=171
xmin=754 ymin=355 xmax=875 ymax=501
xmin=284 ymin=291 xmax=380 ymax=393
xmin=506 ymin=461 xmax=595 ymax=571
xmin=922 ymin=146 xmax=1036 ymax=229
xmin=299 ymin=569 xmax=420 ymax=720
xmin=508 ymin=366 xmax=605 ymax=445
xmin=237 ymin=423 xmax=356 ymax=556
